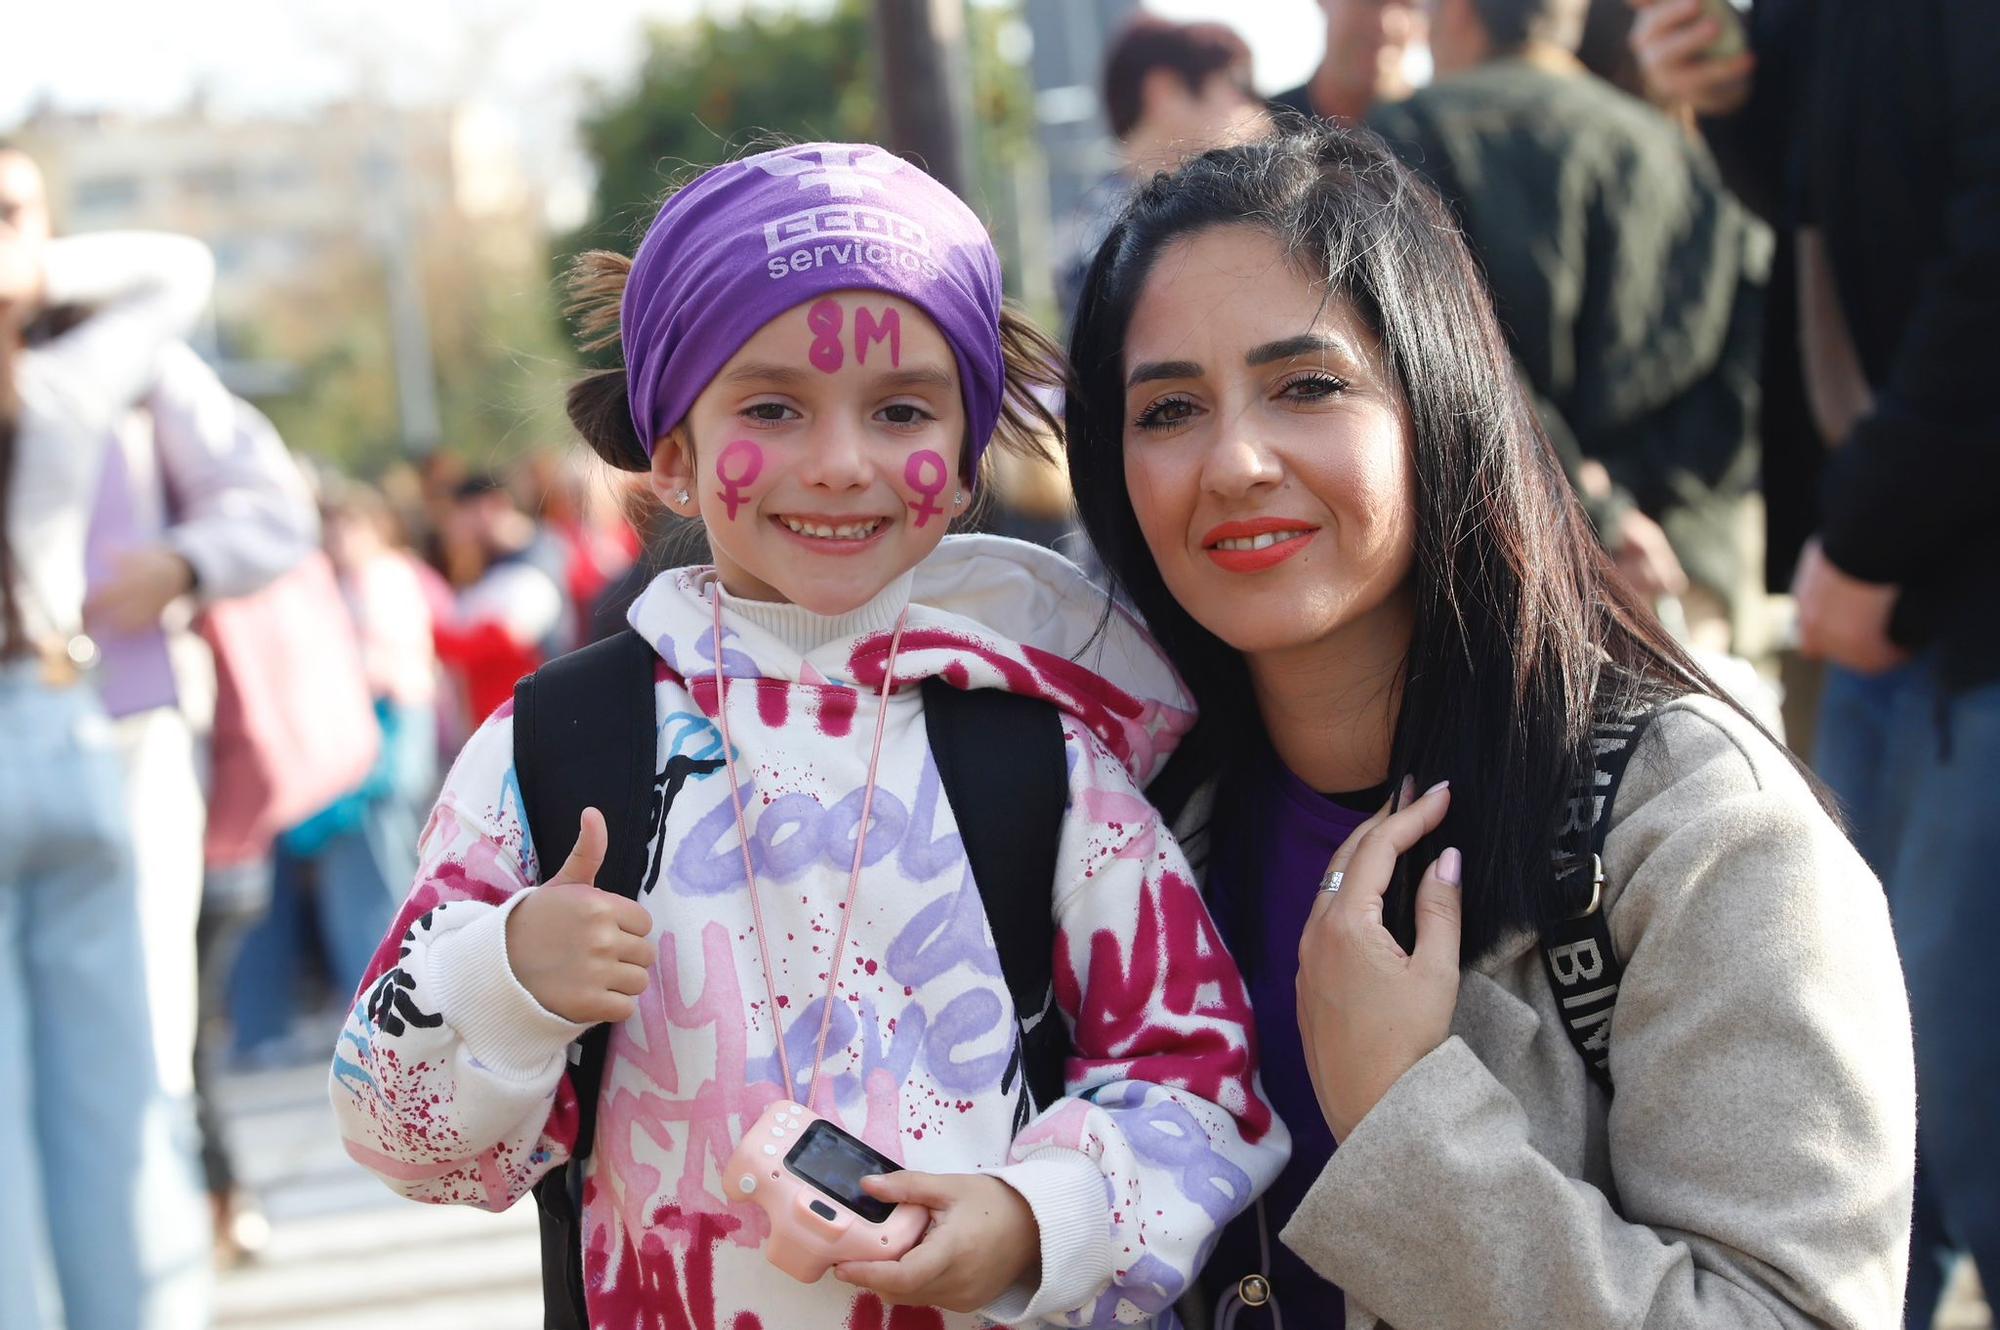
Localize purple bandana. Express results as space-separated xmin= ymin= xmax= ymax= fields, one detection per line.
xmin=621 ymin=143 xmax=1006 ymax=480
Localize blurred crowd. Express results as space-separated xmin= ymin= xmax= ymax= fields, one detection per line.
xmin=2 ymin=0 xmax=1992 ymax=1325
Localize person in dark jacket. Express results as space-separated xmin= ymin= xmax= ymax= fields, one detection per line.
xmin=1369 ymin=0 xmax=1768 ymax=650
xmin=1633 ymin=2 xmax=2000 ymax=1322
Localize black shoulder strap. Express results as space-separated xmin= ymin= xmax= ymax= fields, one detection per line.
xmin=1142 ymin=735 xmax=1211 ymax=829
xmin=1540 ymin=708 xmax=1658 ymax=1095
xmin=514 ymin=628 xmax=657 ymax=1330
xmin=514 ymin=628 xmax=656 ymax=1328
xmin=513 ymin=627 xmax=658 ymax=1163
xmin=921 ymin=679 xmax=1071 ymax=1128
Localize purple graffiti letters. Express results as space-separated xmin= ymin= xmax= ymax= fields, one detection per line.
xmin=1121 ymin=1096 xmax=1252 ymax=1225
xmin=669 ymin=778 xmax=767 ymax=896
xmin=884 ymin=866 xmax=1004 ymax=988
xmin=669 ymin=762 xmax=968 ymax=898
xmin=822 ymin=784 xmax=910 ymax=872
xmin=714 ymin=439 xmax=764 ymax=520
xmin=924 ymin=988 xmax=1012 ymax=1093
xmin=754 ymin=995 xmax=862 ymax=1106
xmin=854 ymin=306 xmax=902 ymax=368
xmin=897 ymin=755 xmax=964 ymax=881
xmin=1083 ymin=1253 xmax=1184 ymax=1323
xmin=903 ymin=450 xmax=949 ymax=528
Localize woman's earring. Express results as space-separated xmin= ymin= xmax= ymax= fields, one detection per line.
xmin=673 ymin=488 xmax=690 ymax=507
xmin=953 ymin=491 xmax=967 ymax=508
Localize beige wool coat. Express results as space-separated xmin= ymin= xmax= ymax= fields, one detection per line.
xmin=1225 ymin=695 xmax=1915 ymax=1329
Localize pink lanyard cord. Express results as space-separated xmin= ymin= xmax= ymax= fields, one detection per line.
xmin=710 ymin=587 xmax=909 ymax=1109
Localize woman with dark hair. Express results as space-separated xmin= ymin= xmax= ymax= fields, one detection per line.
xmin=1065 ymin=125 xmax=1913 ymax=1329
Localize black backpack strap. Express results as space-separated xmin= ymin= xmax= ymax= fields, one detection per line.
xmin=1541 ymin=707 xmax=1660 ymax=1095
xmin=512 ymin=627 xmax=657 ymax=1330
xmin=1142 ymin=735 xmax=1210 ymax=829
xmin=921 ymin=679 xmax=1071 ymax=1131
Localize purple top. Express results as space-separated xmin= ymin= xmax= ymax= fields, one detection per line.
xmin=1205 ymin=753 xmax=1382 ymax=1324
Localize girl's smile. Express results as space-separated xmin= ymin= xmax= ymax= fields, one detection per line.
xmin=654 ymin=290 xmax=967 ymax=616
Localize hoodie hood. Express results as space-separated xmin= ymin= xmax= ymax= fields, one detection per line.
xmin=627 ymin=534 xmax=1194 ymax=786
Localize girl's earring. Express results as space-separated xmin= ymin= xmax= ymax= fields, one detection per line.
xmin=673 ymin=489 xmax=690 ymax=507
xmin=953 ymin=491 xmax=967 ymax=508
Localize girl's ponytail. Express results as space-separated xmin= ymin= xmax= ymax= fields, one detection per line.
xmin=563 ymin=249 xmax=650 ymax=473
xmin=989 ymin=303 xmax=1066 ymax=473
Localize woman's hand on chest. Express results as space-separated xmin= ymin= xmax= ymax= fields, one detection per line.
xmin=1296 ymin=779 xmax=1464 ymax=1142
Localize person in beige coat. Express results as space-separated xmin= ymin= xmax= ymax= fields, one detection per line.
xmin=1062 ymin=123 xmax=1916 ymax=1329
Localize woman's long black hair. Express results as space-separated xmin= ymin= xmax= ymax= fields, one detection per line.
xmin=1067 ymin=125 xmax=1784 ymax=962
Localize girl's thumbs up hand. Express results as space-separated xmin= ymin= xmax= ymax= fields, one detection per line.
xmin=505 ymin=808 xmax=658 ymax=1025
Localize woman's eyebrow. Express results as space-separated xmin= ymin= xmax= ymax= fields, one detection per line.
xmin=1245 ymin=333 xmax=1343 ymax=366
xmin=1126 ymin=359 xmax=1203 ymax=388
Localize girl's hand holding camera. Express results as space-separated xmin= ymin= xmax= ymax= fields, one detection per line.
xmin=836 ymin=1171 xmax=1041 ymax=1313
xmin=505 ymin=808 xmax=657 ymax=1025
xmin=1297 ymin=779 xmax=1463 ymax=1142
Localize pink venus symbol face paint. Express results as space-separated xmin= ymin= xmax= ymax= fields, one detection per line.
xmin=904 ymin=450 xmax=949 ymax=528
xmin=715 ymin=439 xmax=765 ymax=520
xmin=807 ymin=298 xmax=845 ymax=374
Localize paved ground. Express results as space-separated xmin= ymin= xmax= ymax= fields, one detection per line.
xmin=210 ymin=1046 xmax=1989 ymax=1329
xmin=210 ymin=1057 xmax=540 ymax=1329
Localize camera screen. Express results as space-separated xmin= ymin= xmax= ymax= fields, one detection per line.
xmin=784 ymin=1121 xmax=901 ymax=1224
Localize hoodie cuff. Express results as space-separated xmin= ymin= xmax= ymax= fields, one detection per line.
xmin=425 ymin=891 xmax=591 ymax=1082
xmin=979 ymin=1147 xmax=1112 ymax=1324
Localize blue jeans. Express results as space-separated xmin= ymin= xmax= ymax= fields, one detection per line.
xmin=1817 ymin=659 xmax=2000 ymax=1327
xmin=0 ymin=667 xmax=210 ymax=1328
xmin=228 ymin=700 xmax=432 ymax=1056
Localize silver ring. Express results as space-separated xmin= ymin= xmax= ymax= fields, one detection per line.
xmin=1319 ymin=869 xmax=1344 ymax=895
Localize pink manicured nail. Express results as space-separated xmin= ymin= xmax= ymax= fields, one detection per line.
xmin=1424 ymin=779 xmax=1450 ymax=798
xmin=1438 ymin=847 xmax=1462 ymax=885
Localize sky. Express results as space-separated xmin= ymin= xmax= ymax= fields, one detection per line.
xmin=0 ymin=0 xmax=1328 ymax=129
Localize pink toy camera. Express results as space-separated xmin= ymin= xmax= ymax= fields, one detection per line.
xmin=724 ymin=1101 xmax=931 ymax=1283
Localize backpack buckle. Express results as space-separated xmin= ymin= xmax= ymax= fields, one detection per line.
xmin=1568 ymin=853 xmax=1605 ymax=919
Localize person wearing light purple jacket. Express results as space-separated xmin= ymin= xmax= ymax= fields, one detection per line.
xmin=1 ymin=139 xmax=215 ymax=1330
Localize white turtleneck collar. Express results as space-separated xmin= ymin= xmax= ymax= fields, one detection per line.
xmin=706 ymin=570 xmax=916 ymax=658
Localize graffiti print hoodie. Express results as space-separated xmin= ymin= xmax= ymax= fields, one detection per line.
xmin=330 ymin=536 xmax=1287 ymax=1329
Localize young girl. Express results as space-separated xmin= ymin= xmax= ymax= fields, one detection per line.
xmin=331 ymin=143 xmax=1285 ymax=1328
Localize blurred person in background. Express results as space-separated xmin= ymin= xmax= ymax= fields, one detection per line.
xmin=1 ymin=138 xmax=214 ymax=1328
xmin=1269 ymin=0 xmax=1426 ymax=125
xmin=84 ymin=352 xmax=318 ymax=1267
xmin=1370 ymin=0 xmax=1768 ymax=661
xmin=9 ymin=135 xmax=320 ymax=1269
xmin=375 ymin=455 xmax=467 ymax=756
xmin=224 ymin=475 xmax=437 ymax=1070
xmin=82 ymin=347 xmax=318 ymax=1097
xmin=1058 ymin=15 xmax=1271 ymax=317
xmin=1048 ymin=16 xmax=1274 ymax=564
xmin=1576 ymin=0 xmax=1645 ymax=98
xmin=1631 ymin=1 xmax=1999 ymax=1322
xmin=324 ymin=476 xmax=440 ymax=817
xmin=429 ymin=471 xmax=569 ymax=723
xmin=518 ymin=451 xmax=637 ymax=643
xmin=586 ymin=467 xmax=700 ymax=642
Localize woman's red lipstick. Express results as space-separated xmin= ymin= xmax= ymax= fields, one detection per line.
xmin=1200 ymin=517 xmax=1320 ymax=573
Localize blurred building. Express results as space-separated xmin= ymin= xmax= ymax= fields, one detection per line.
xmin=14 ymin=98 xmax=553 ymax=456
